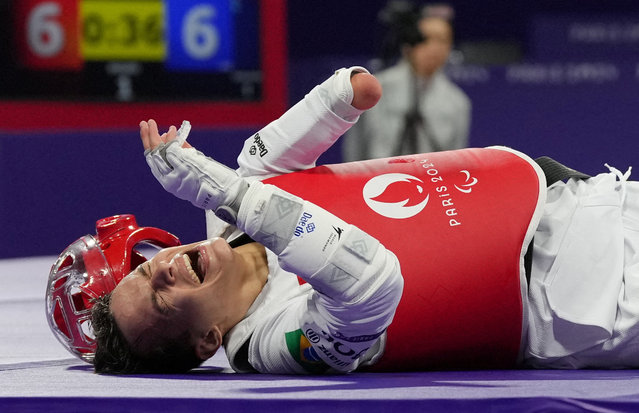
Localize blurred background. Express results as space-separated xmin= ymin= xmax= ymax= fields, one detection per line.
xmin=1 ymin=0 xmax=638 ymax=259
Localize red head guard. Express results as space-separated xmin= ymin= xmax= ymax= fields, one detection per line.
xmin=45 ymin=215 xmax=181 ymax=362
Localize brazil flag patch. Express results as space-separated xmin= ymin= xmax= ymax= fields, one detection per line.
xmin=285 ymin=329 xmax=329 ymax=374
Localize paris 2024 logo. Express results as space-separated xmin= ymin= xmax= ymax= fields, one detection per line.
xmin=362 ymin=169 xmax=478 ymax=220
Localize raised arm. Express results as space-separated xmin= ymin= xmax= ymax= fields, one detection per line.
xmin=236 ymin=67 xmax=382 ymax=178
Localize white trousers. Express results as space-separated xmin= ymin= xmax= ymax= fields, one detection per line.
xmin=525 ymin=166 xmax=639 ymax=368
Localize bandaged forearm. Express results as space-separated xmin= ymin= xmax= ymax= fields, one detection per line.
xmin=237 ymin=181 xmax=388 ymax=302
xmin=237 ymin=67 xmax=368 ymax=177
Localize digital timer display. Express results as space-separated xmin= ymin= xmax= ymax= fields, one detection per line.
xmin=80 ymin=0 xmax=166 ymax=61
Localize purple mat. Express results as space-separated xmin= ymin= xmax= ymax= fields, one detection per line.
xmin=3 ymin=257 xmax=639 ymax=412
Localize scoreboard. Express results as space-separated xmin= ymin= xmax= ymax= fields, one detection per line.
xmin=15 ymin=0 xmax=236 ymax=70
xmin=0 ymin=0 xmax=287 ymax=129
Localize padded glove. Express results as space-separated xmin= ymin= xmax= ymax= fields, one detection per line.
xmin=145 ymin=121 xmax=249 ymax=224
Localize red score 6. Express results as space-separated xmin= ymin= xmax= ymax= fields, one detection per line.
xmin=14 ymin=0 xmax=82 ymax=70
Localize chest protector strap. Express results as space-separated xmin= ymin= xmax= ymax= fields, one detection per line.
xmin=265 ymin=146 xmax=547 ymax=370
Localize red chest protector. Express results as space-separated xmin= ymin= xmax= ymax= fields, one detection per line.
xmin=265 ymin=146 xmax=546 ymax=370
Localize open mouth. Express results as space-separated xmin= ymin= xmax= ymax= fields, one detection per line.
xmin=183 ymin=251 xmax=205 ymax=284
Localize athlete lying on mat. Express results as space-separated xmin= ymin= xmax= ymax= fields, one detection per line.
xmin=52 ymin=67 xmax=639 ymax=374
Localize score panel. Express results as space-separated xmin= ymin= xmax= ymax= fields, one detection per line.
xmin=0 ymin=0 xmax=287 ymax=130
xmin=14 ymin=0 xmax=82 ymax=70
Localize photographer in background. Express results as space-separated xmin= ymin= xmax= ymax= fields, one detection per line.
xmin=342 ymin=1 xmax=471 ymax=161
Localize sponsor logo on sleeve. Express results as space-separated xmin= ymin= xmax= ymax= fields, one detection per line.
xmin=332 ymin=330 xmax=384 ymax=343
xmin=294 ymin=212 xmax=315 ymax=236
xmin=332 ymin=226 xmax=343 ymax=240
xmin=248 ymin=133 xmax=269 ymax=157
xmin=303 ymin=328 xmax=371 ymax=368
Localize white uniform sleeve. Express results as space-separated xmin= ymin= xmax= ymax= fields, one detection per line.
xmin=243 ymin=251 xmax=400 ymax=374
xmin=237 ymin=181 xmax=404 ymax=373
xmin=236 ymin=66 xmax=368 ymax=178
xmin=207 ymin=66 xmax=369 ymax=239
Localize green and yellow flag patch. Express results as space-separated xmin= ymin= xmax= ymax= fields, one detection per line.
xmin=285 ymin=329 xmax=329 ymax=374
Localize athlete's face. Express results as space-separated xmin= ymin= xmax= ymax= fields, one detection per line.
xmin=407 ymin=17 xmax=453 ymax=78
xmin=109 ymin=238 xmax=245 ymax=356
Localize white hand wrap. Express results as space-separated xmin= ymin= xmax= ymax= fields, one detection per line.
xmin=145 ymin=121 xmax=249 ymax=223
xmin=237 ymin=181 xmax=381 ymax=302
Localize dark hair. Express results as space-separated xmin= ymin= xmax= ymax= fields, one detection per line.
xmin=91 ymin=293 xmax=204 ymax=374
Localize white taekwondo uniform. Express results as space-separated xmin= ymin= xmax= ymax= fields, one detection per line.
xmin=201 ymin=67 xmax=639 ymax=373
